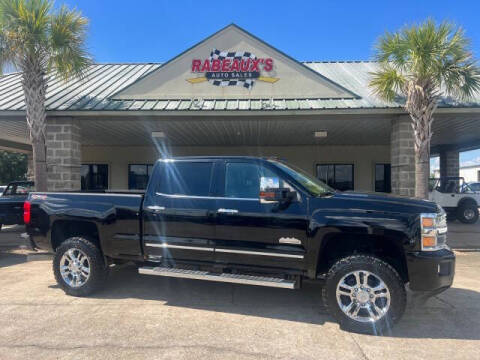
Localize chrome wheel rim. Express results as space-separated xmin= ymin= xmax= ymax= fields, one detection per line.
xmin=60 ymin=249 xmax=90 ymax=288
xmin=336 ymin=270 xmax=391 ymax=323
xmin=464 ymin=209 xmax=475 ymax=220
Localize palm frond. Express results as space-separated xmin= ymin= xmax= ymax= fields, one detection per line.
xmin=0 ymin=0 xmax=51 ymax=69
xmin=369 ymin=66 xmax=406 ymax=102
xmin=443 ymin=61 xmax=480 ymax=100
xmin=48 ymin=5 xmax=92 ymax=80
xmin=370 ymin=18 xmax=480 ymax=102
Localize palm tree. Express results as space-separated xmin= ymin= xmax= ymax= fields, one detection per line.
xmin=370 ymin=19 xmax=480 ymax=199
xmin=0 ymin=0 xmax=91 ymax=191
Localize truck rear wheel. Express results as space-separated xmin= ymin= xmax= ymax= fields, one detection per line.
xmin=322 ymin=255 xmax=406 ymax=334
xmin=53 ymin=237 xmax=108 ymax=297
xmin=457 ymin=202 xmax=479 ymax=224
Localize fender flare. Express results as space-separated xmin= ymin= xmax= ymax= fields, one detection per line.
xmin=458 ymin=197 xmax=478 ymax=208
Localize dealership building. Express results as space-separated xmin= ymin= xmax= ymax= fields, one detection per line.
xmin=0 ymin=24 xmax=479 ymax=195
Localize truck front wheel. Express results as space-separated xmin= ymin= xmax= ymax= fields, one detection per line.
xmin=323 ymin=255 xmax=406 ymax=334
xmin=53 ymin=237 xmax=108 ymax=297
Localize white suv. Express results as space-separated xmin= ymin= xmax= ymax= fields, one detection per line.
xmin=429 ymin=177 xmax=479 ymax=224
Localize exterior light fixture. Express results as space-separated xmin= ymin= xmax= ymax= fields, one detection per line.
xmin=151 ymin=131 xmax=166 ymax=138
xmin=314 ymin=131 xmax=328 ymax=138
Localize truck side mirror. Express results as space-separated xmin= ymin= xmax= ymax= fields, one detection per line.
xmin=259 ymin=176 xmax=297 ymax=204
xmin=260 ymin=188 xmax=297 ymax=204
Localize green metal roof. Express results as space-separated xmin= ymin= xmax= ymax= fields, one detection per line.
xmin=0 ymin=61 xmax=479 ymax=112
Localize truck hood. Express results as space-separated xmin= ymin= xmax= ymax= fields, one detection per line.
xmin=316 ymin=190 xmax=439 ymax=215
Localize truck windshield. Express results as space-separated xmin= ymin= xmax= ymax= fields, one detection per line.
xmin=270 ymin=160 xmax=335 ymax=197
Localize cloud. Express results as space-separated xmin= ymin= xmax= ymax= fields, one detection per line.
xmin=461 ymin=156 xmax=480 ymax=167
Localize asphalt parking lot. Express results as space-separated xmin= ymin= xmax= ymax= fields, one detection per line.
xmin=1 ymin=223 xmax=479 ymax=360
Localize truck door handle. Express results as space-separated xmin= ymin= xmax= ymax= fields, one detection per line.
xmin=147 ymin=205 xmax=166 ymax=213
xmin=217 ymin=208 xmax=238 ymax=214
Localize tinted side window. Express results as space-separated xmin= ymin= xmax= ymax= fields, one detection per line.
xmin=4 ymin=183 xmax=34 ymax=195
xmin=225 ymin=162 xmax=285 ymax=199
xmin=157 ymin=161 xmax=213 ymax=196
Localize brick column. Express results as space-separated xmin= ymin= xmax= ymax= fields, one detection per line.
xmin=439 ymin=150 xmax=459 ymax=178
xmin=391 ymin=116 xmax=415 ymax=197
xmin=46 ymin=118 xmax=81 ymax=191
xmin=26 ymin=152 xmax=34 ymax=181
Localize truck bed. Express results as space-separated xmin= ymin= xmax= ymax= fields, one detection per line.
xmin=27 ymin=191 xmax=144 ymax=260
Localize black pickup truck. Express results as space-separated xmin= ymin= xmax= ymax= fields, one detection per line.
xmin=0 ymin=181 xmax=34 ymax=230
xmin=25 ymin=157 xmax=455 ymax=333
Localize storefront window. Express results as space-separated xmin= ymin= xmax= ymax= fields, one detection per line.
xmin=129 ymin=164 xmax=154 ymax=190
xmin=375 ymin=164 xmax=391 ymax=193
xmin=316 ymin=164 xmax=354 ymax=191
xmin=81 ymin=164 xmax=108 ymax=190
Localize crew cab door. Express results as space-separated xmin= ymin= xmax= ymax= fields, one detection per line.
xmin=213 ymin=160 xmax=308 ymax=270
xmin=142 ymin=160 xmax=217 ymax=262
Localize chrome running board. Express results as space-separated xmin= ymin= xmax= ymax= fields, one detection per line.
xmin=138 ymin=266 xmax=296 ymax=289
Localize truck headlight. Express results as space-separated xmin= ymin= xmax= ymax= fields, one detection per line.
xmin=420 ymin=211 xmax=448 ymax=251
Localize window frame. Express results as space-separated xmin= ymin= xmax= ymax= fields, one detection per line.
xmin=374 ymin=163 xmax=392 ymax=193
xmin=81 ymin=163 xmax=109 ymax=191
xmin=128 ymin=163 xmax=154 ymax=190
xmin=316 ymin=163 xmax=355 ymax=191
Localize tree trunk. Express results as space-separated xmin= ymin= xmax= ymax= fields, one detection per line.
xmin=31 ymin=137 xmax=48 ymax=191
xmin=22 ymin=62 xmax=48 ymax=191
xmin=415 ymin=146 xmax=430 ymax=199
xmin=405 ymin=81 xmax=436 ymax=199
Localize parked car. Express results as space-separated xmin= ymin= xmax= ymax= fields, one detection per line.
xmin=0 ymin=185 xmax=6 ymax=195
xmin=0 ymin=181 xmax=34 ymax=230
xmin=429 ymin=177 xmax=479 ymax=223
xmin=25 ymin=157 xmax=454 ymax=333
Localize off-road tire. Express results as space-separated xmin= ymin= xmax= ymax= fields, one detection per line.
xmin=53 ymin=237 xmax=108 ymax=297
xmin=457 ymin=202 xmax=479 ymax=224
xmin=322 ymin=255 xmax=406 ymax=334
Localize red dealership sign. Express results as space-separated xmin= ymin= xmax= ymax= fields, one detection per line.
xmin=187 ymin=49 xmax=279 ymax=89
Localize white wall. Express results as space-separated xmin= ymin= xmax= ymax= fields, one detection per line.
xmin=460 ymin=166 xmax=480 ymax=183
xmin=82 ymin=145 xmax=391 ymax=191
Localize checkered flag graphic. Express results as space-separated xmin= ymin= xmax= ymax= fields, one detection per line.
xmin=209 ymin=48 xmax=257 ymax=89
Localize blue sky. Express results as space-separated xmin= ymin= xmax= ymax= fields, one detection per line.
xmin=64 ymin=0 xmax=480 ymax=63
xmin=62 ymin=0 xmax=480 ymax=166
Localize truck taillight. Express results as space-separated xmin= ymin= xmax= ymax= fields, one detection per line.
xmin=23 ymin=201 xmax=31 ymax=224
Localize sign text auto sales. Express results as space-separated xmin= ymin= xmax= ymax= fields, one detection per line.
xmin=191 ymin=57 xmax=274 ymax=81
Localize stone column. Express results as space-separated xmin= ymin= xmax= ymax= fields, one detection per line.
xmin=391 ymin=116 xmax=415 ymax=197
xmin=26 ymin=152 xmax=34 ymax=181
xmin=439 ymin=150 xmax=459 ymax=178
xmin=46 ymin=118 xmax=81 ymax=191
